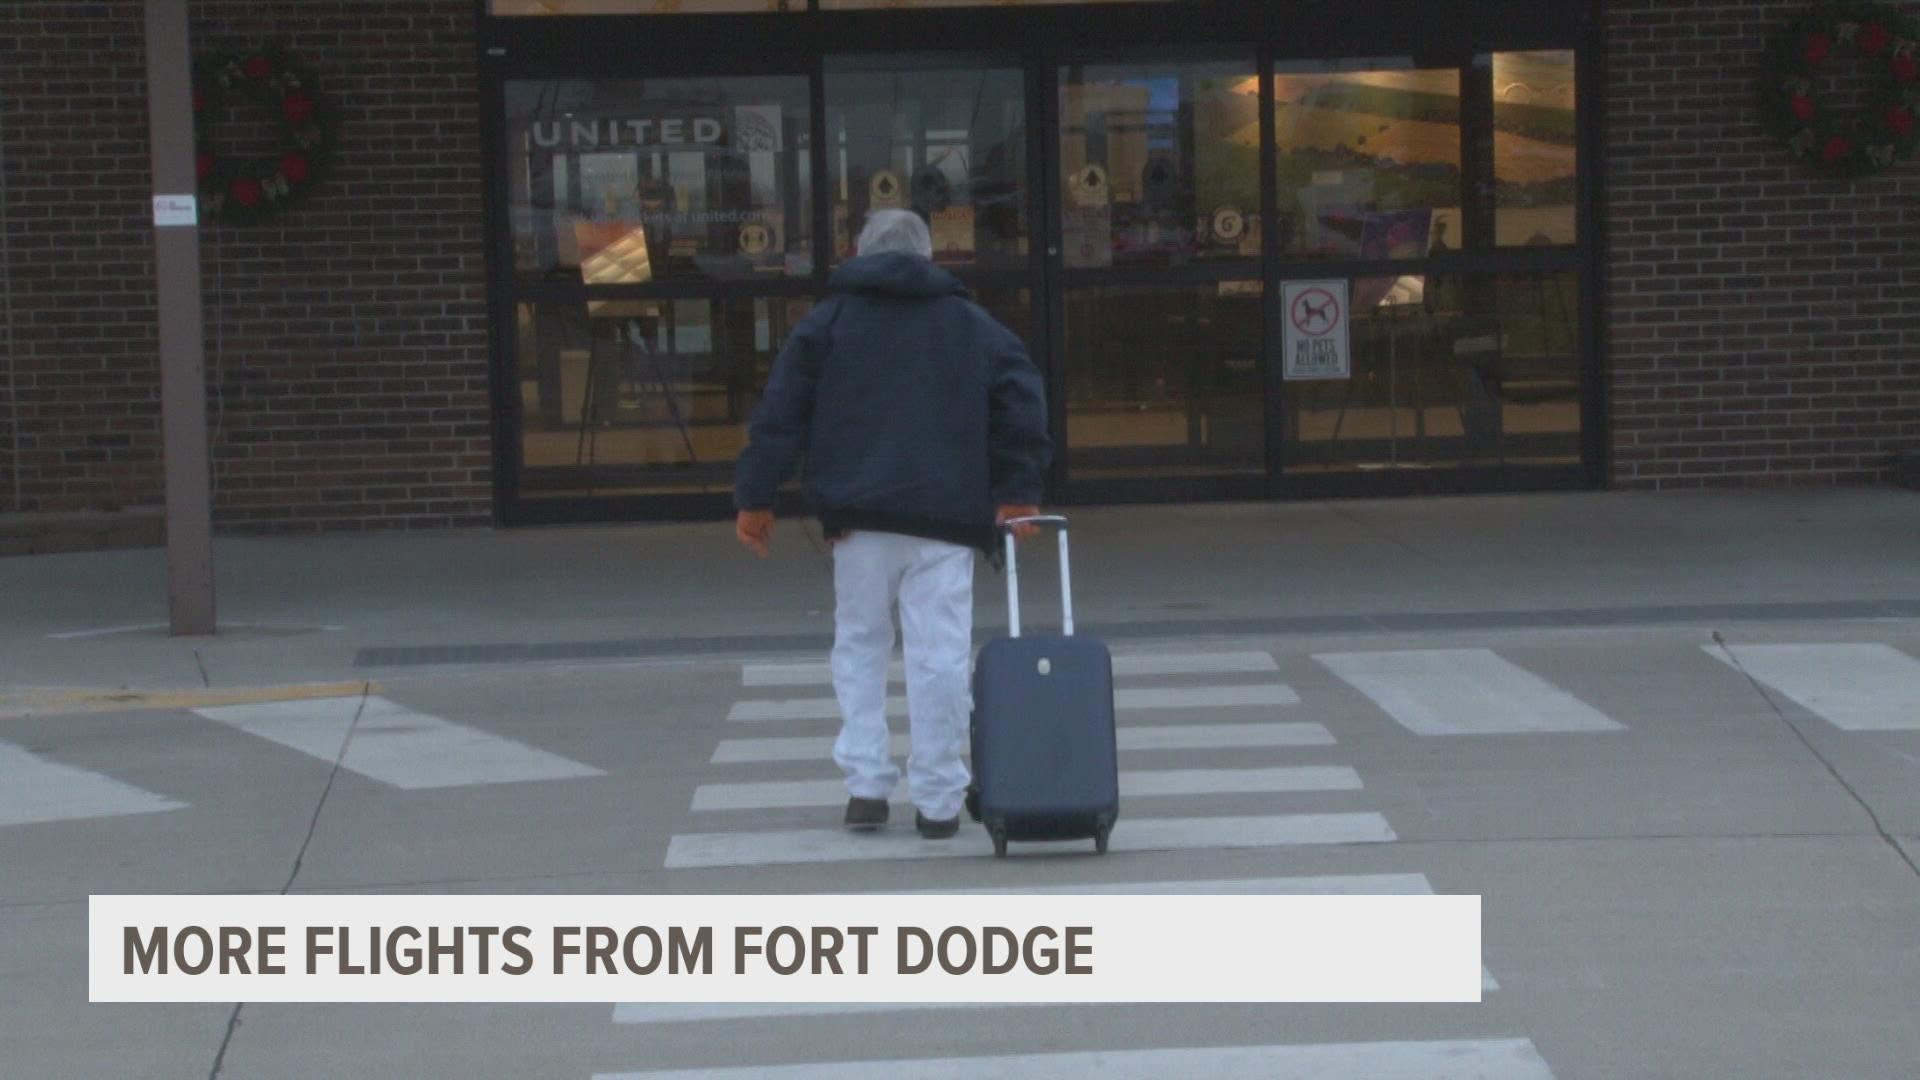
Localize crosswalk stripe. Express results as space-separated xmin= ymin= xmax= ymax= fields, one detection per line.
xmin=904 ymin=874 xmax=1495 ymax=993
xmin=0 ymin=740 xmax=187 ymax=827
xmin=1316 ymin=649 xmax=1623 ymax=736
xmin=591 ymin=1038 xmax=1556 ymax=1079
xmin=616 ymin=1002 xmax=977 ymax=1024
xmin=691 ymin=766 xmax=1362 ymax=811
xmin=742 ymin=651 xmax=1280 ymax=687
xmin=895 ymin=872 xmax=1434 ymax=896
xmin=663 ymin=812 xmax=1395 ymax=869
xmin=614 ymin=874 xmax=1493 ymax=1025
xmin=613 ymin=884 xmax=1420 ymax=1021
xmin=192 ymin=696 xmax=604 ymax=790
xmin=1118 ymin=721 xmax=1334 ymax=751
xmin=710 ymin=722 xmax=1335 ymax=765
xmin=728 ymin=684 xmax=1300 ymax=723
xmin=1709 ymin=643 xmax=1920 ymax=731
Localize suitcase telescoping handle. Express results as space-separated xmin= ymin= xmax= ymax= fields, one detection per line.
xmin=1000 ymin=514 xmax=1072 ymax=639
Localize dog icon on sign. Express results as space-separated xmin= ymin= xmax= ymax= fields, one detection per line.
xmin=1290 ymin=287 xmax=1341 ymax=336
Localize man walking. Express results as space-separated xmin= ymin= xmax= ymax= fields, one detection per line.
xmin=732 ymin=209 xmax=1052 ymax=839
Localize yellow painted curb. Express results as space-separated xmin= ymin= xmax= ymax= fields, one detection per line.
xmin=0 ymin=681 xmax=378 ymax=717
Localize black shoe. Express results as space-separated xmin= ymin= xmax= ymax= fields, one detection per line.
xmin=915 ymin=811 xmax=959 ymax=839
xmin=844 ymin=797 xmax=888 ymax=830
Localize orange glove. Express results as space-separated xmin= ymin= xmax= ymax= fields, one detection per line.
xmin=997 ymin=504 xmax=1041 ymax=540
xmin=736 ymin=510 xmax=774 ymax=558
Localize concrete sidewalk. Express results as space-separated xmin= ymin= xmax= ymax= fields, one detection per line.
xmin=3 ymin=488 xmax=1917 ymax=696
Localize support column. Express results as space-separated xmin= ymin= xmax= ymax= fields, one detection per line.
xmin=143 ymin=0 xmax=215 ymax=635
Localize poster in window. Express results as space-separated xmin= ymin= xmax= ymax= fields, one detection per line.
xmin=1062 ymin=162 xmax=1112 ymax=268
xmin=733 ymin=105 xmax=782 ymax=152
xmin=870 ymin=170 xmax=904 ymax=210
xmin=930 ymin=206 xmax=975 ymax=266
xmin=1062 ymin=205 xmax=1112 ymax=268
xmin=1352 ymin=210 xmax=1432 ymax=308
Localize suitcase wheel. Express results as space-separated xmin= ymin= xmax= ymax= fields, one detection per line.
xmin=1094 ymin=828 xmax=1110 ymax=855
xmin=990 ymin=828 xmax=1008 ymax=858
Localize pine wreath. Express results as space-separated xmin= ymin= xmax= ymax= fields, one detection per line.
xmin=192 ymin=44 xmax=335 ymax=223
xmin=1761 ymin=2 xmax=1920 ymax=179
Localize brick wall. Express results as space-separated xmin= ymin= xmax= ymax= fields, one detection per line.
xmin=0 ymin=4 xmax=161 ymax=518
xmin=0 ymin=0 xmax=491 ymax=531
xmin=2 ymin=1 xmax=1915 ymax=529
xmin=1603 ymin=0 xmax=1920 ymax=488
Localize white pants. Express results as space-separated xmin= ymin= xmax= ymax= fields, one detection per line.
xmin=829 ymin=530 xmax=974 ymax=821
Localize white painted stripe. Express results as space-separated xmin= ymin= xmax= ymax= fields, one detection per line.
xmin=889 ymin=874 xmax=1488 ymax=994
xmin=44 ymin=622 xmax=167 ymax=640
xmin=663 ymin=812 xmax=1395 ymax=869
xmin=1316 ymin=649 xmax=1624 ymax=736
xmin=743 ymin=651 xmax=1279 ymax=687
xmin=616 ymin=1001 xmax=971 ymax=1024
xmin=46 ymin=622 xmax=344 ymax=640
xmin=1710 ymin=643 xmax=1920 ymax=731
xmin=616 ymin=978 xmax=1494 ymax=1025
xmin=728 ymin=684 xmax=1299 ymax=722
xmin=592 ymin=1038 xmax=1555 ymax=1079
xmin=615 ymin=875 xmax=1494 ymax=1025
xmin=614 ymin=875 xmax=1494 ymax=1025
xmin=710 ymin=723 xmax=1335 ymax=765
xmin=903 ymin=872 xmax=1435 ymax=896
xmin=1121 ymin=766 xmax=1357 ymax=797
xmin=192 ymin=696 xmax=603 ymax=789
xmin=691 ymin=766 xmax=1362 ymax=812
xmin=1120 ymin=685 xmax=1300 ymax=709
xmin=1118 ymin=722 xmax=1335 ymax=751
xmin=0 ymin=741 xmax=186 ymax=826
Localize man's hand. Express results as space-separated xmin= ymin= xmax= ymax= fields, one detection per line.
xmin=736 ymin=510 xmax=774 ymax=557
xmin=997 ymin=504 xmax=1042 ymax=540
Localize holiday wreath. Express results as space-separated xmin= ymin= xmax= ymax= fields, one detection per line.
xmin=191 ymin=45 xmax=335 ymax=223
xmin=1761 ymin=2 xmax=1920 ymax=179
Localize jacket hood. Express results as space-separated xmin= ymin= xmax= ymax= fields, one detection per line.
xmin=829 ymin=252 xmax=969 ymax=300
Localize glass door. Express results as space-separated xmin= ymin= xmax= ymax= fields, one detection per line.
xmin=1050 ymin=55 xmax=1268 ymax=495
xmin=1269 ymin=53 xmax=1584 ymax=478
xmin=502 ymin=73 xmax=816 ymax=507
xmin=824 ymin=56 xmax=1040 ymax=358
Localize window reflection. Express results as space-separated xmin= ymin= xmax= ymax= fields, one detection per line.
xmin=968 ymin=285 xmax=1037 ymax=354
xmin=1494 ymin=51 xmax=1577 ymax=246
xmin=493 ymin=1 xmax=797 ymax=14
xmin=515 ymin=296 xmax=815 ymax=496
xmin=1273 ymin=62 xmax=1462 ymax=259
xmin=506 ymin=77 xmax=812 ymax=282
xmin=826 ymin=0 xmax=1162 ymax=7
xmin=1058 ymin=62 xmax=1261 ymax=268
xmin=1284 ymin=272 xmax=1580 ymax=471
xmin=826 ymin=66 xmax=1028 ymax=268
xmin=1063 ymin=283 xmax=1265 ymax=477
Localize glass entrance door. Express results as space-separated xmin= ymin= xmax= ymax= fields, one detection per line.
xmin=1268 ymin=53 xmax=1584 ymax=480
xmin=824 ymin=56 xmax=1039 ymax=360
xmin=1051 ymin=57 xmax=1268 ymax=494
xmin=502 ymin=72 xmax=816 ymax=509
xmin=485 ymin=7 xmax=1596 ymax=524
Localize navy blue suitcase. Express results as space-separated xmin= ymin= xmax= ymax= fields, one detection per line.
xmin=965 ymin=515 xmax=1119 ymax=857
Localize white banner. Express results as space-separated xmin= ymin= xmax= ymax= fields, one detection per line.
xmin=91 ymin=893 xmax=1479 ymax=1004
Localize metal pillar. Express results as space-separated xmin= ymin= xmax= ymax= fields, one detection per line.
xmin=143 ymin=0 xmax=215 ymax=635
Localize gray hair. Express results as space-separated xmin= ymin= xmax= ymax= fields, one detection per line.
xmin=856 ymin=208 xmax=933 ymax=258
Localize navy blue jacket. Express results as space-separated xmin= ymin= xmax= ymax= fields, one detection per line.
xmin=733 ymin=252 xmax=1051 ymax=554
